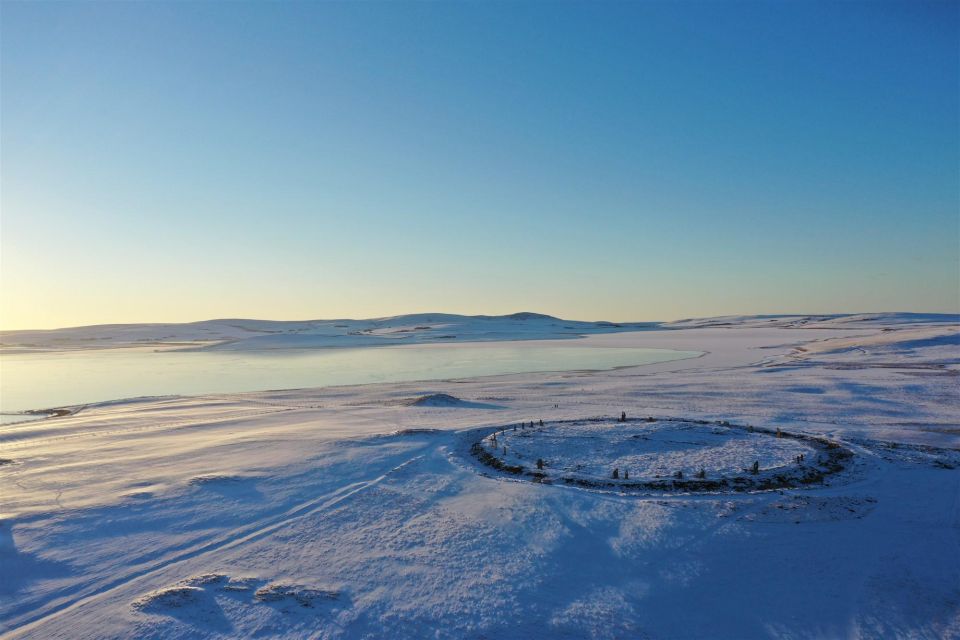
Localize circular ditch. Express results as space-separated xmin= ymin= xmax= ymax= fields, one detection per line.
xmin=471 ymin=417 xmax=854 ymax=493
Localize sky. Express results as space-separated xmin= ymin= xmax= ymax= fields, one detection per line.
xmin=1 ymin=1 xmax=958 ymax=329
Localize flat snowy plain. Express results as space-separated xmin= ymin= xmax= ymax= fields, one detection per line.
xmin=1 ymin=313 xmax=958 ymax=639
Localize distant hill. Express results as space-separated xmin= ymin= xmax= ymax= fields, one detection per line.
xmin=664 ymin=312 xmax=959 ymax=329
xmin=0 ymin=313 xmax=656 ymax=353
xmin=2 ymin=311 xmax=955 ymax=353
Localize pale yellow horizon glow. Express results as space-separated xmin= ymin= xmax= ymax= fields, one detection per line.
xmin=3 ymin=268 xmax=956 ymax=332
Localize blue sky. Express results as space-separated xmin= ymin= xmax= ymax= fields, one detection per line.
xmin=2 ymin=1 xmax=957 ymax=328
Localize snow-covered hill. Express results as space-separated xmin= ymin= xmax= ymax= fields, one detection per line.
xmin=0 ymin=313 xmax=654 ymax=352
xmin=3 ymin=311 xmax=956 ymax=353
xmin=664 ymin=312 xmax=958 ymax=329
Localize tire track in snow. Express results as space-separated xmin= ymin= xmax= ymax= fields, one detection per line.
xmin=2 ymin=451 xmax=430 ymax=639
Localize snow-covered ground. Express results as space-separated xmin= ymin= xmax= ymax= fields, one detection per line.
xmin=1 ymin=314 xmax=958 ymax=639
